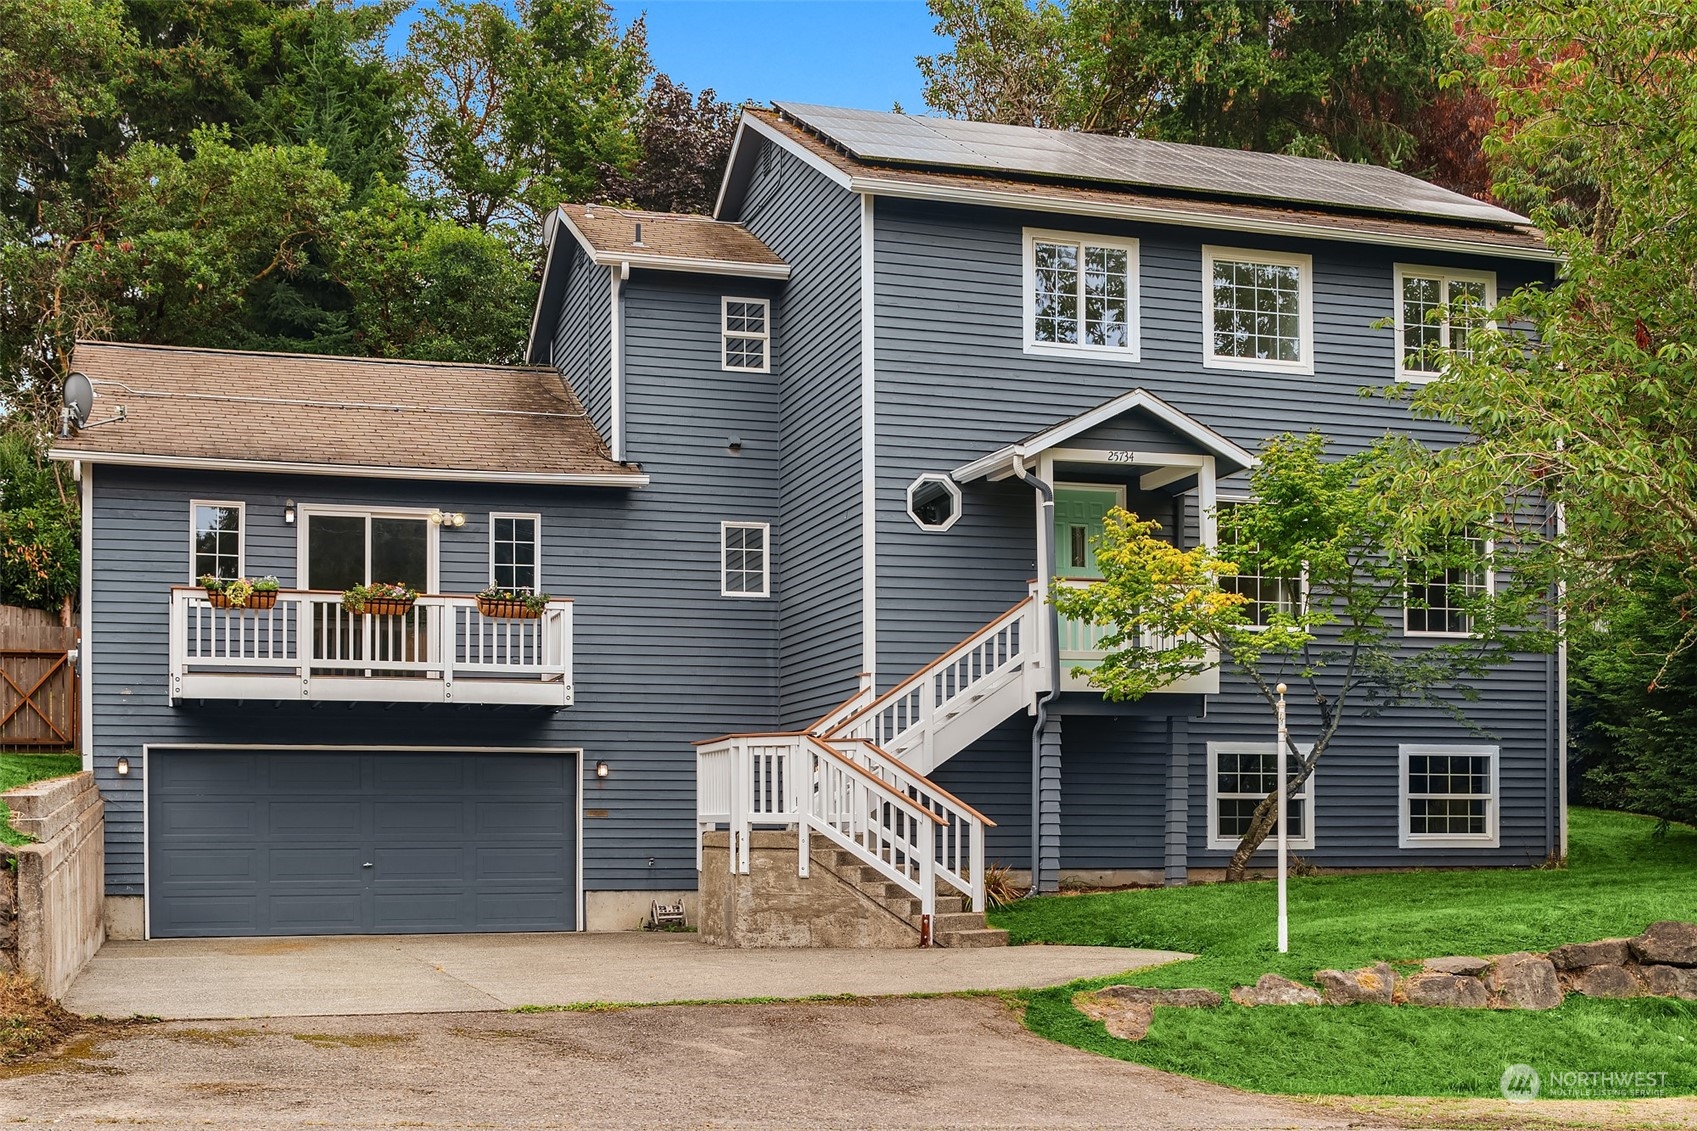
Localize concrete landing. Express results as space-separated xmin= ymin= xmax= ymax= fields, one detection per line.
xmin=64 ymin=931 xmax=1189 ymax=1020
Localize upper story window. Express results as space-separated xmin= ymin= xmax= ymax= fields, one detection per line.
xmin=721 ymin=521 xmax=770 ymax=598
xmin=1202 ymin=246 xmax=1314 ymax=375
xmin=1022 ymin=229 xmax=1140 ymax=361
xmin=1217 ymin=501 xmax=1301 ymax=627
xmin=490 ymin=513 xmax=539 ymax=593
xmin=1405 ymin=536 xmax=1492 ymax=637
xmin=1395 ymin=265 xmax=1496 ymax=380
xmin=191 ymin=501 xmax=244 ymax=581
xmin=722 ymin=297 xmax=771 ymax=372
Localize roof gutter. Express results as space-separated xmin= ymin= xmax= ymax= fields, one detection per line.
xmin=46 ymin=449 xmax=651 ymax=488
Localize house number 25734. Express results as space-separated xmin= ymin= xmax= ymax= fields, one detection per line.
xmin=1105 ymin=450 xmax=1138 ymax=463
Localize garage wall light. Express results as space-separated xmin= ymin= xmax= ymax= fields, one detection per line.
xmin=115 ymin=757 xmax=130 ymax=776
xmin=284 ymin=499 xmax=296 ymax=525
xmin=595 ymin=760 xmax=610 ymax=779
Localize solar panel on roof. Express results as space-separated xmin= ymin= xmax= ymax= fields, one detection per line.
xmin=774 ymin=102 xmax=1527 ymax=227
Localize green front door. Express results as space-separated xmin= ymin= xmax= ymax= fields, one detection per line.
xmin=1055 ymin=486 xmax=1120 ymax=578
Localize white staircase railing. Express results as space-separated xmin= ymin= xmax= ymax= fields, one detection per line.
xmin=696 ymin=731 xmax=995 ymax=926
xmin=828 ymin=597 xmax=1042 ymax=773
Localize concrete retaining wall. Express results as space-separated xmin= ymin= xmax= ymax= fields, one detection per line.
xmin=1 ymin=772 xmax=105 ymax=998
xmin=699 ymin=830 xmax=919 ymax=948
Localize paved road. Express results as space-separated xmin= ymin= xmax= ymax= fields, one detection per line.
xmin=1 ymin=997 xmax=1377 ymax=1130
xmin=65 ymin=933 xmax=1189 ymax=1020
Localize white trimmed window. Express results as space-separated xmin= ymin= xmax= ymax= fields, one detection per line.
xmin=720 ymin=521 xmax=770 ymax=597
xmin=1395 ymin=265 xmax=1496 ymax=380
xmin=1217 ymin=500 xmax=1301 ymax=628
xmin=1207 ymin=742 xmax=1314 ymax=851
xmin=1405 ymin=537 xmax=1492 ymax=636
xmin=489 ymin=513 xmax=540 ymax=593
xmin=191 ymin=501 xmax=244 ymax=581
xmin=1022 ymin=229 xmax=1140 ymax=360
xmin=722 ymin=297 xmax=770 ymax=372
xmin=1202 ymin=246 xmax=1314 ymax=374
xmin=1400 ymin=745 xmax=1499 ymax=847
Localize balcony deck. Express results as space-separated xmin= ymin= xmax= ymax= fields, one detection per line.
xmin=167 ymin=588 xmax=573 ymax=707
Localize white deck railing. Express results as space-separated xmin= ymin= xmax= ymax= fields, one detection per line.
xmin=1053 ymin=578 xmax=1219 ymax=695
xmin=168 ymin=588 xmax=573 ymax=707
xmin=697 ymin=732 xmax=994 ymax=931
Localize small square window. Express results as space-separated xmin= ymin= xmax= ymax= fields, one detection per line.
xmin=1202 ymin=247 xmax=1314 ymax=374
xmin=1400 ymin=745 xmax=1498 ymax=847
xmin=1217 ymin=501 xmax=1301 ymax=628
xmin=191 ymin=502 xmax=244 ymax=581
xmin=490 ymin=514 xmax=539 ymax=593
xmin=1023 ymin=229 xmax=1140 ymax=360
xmin=1405 ymin=536 xmax=1492 ymax=636
xmin=1395 ymin=266 xmax=1496 ymax=379
xmin=723 ymin=298 xmax=771 ymax=372
xmin=1207 ymin=742 xmax=1314 ymax=851
xmin=721 ymin=522 xmax=770 ymax=597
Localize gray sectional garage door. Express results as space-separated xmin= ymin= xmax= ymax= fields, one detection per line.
xmin=148 ymin=749 xmax=576 ymax=938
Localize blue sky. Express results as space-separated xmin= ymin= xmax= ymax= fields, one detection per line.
xmin=388 ymin=1 xmax=949 ymax=113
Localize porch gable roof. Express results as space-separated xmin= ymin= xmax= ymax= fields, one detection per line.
xmin=951 ymin=388 xmax=1257 ymax=483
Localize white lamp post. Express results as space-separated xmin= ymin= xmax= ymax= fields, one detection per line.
xmin=1275 ymin=681 xmax=1289 ymax=954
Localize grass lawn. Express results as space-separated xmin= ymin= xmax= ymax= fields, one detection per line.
xmin=0 ymin=753 xmax=82 ymax=846
xmin=991 ymin=808 xmax=1697 ymax=1098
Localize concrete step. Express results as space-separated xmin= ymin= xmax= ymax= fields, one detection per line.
xmin=935 ymin=927 xmax=1010 ymax=949
xmin=933 ymin=895 xmax=966 ymax=915
xmin=932 ymin=911 xmax=986 ymax=933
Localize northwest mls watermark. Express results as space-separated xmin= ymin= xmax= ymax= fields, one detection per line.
xmin=1500 ymin=1063 xmax=1673 ymax=1102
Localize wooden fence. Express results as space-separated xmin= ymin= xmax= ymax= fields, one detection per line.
xmin=0 ymin=606 xmax=78 ymax=750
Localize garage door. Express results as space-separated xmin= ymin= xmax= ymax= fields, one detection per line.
xmin=148 ymin=749 xmax=576 ymax=938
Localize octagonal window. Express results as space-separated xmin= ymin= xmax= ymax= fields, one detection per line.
xmin=907 ymin=474 xmax=962 ymax=532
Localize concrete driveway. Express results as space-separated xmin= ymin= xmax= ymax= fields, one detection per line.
xmin=64 ymin=932 xmax=1189 ymax=1020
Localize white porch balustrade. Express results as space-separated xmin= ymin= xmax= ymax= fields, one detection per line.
xmin=167 ymin=587 xmax=573 ymax=707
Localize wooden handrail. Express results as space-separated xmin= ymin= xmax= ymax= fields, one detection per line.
xmin=829 ymin=597 xmax=1034 ymax=734
xmin=832 ymin=738 xmax=999 ymax=829
xmin=803 ymin=736 xmax=947 ymax=827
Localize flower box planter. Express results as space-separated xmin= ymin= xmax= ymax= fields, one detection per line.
xmin=358 ymin=597 xmax=417 ymax=617
xmin=207 ymin=589 xmax=279 ymax=611
xmin=476 ymin=596 xmax=542 ymax=620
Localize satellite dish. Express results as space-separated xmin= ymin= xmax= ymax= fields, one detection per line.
xmin=63 ymin=372 xmax=94 ymax=429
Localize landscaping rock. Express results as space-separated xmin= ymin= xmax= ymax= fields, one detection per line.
xmin=1629 ymin=921 xmax=1697 ymax=967
xmin=1315 ymin=962 xmax=1395 ymax=1005
xmin=1401 ymin=972 xmax=1490 ymax=1009
xmin=1484 ymin=952 xmax=1563 ymax=1010
xmin=1548 ymin=938 xmax=1632 ymax=970
xmin=1569 ymin=963 xmax=1642 ymax=999
xmin=1096 ymin=985 xmax=1223 ymax=1009
xmin=1229 ymin=974 xmax=1320 ymax=1007
xmin=1423 ymin=955 xmax=1490 ymax=976
xmin=1642 ymin=965 xmax=1697 ymax=1000
xmin=1073 ymin=992 xmax=1155 ymax=1041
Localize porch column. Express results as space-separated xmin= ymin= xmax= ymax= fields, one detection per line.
xmin=1035 ymin=715 xmax=1062 ymax=892
xmin=1198 ymin=455 xmax=1218 ymax=550
xmin=1164 ymin=716 xmax=1190 ymax=886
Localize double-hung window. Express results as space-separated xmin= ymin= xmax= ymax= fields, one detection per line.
xmin=1207 ymin=742 xmax=1314 ymax=851
xmin=1395 ymin=266 xmax=1496 ymax=379
xmin=1216 ymin=501 xmax=1301 ymax=627
xmin=1405 ymin=536 xmax=1491 ymax=636
xmin=1202 ymin=246 xmax=1314 ymax=374
xmin=191 ymin=501 xmax=244 ymax=581
xmin=1023 ymin=229 xmax=1139 ymax=360
xmin=721 ymin=521 xmax=769 ymax=597
xmin=490 ymin=513 xmax=540 ymax=593
xmin=1400 ymin=745 xmax=1498 ymax=847
xmin=722 ymin=298 xmax=770 ymax=372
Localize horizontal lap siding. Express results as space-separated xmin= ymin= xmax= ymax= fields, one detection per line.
xmin=739 ymin=145 xmax=864 ymax=726
xmin=925 ymin=716 xmax=1034 ymax=870
xmin=91 ymin=275 xmax=781 ymax=894
xmin=872 ymin=197 xmax=1557 ymax=861
xmin=1058 ymin=716 xmax=1167 ymax=870
xmin=553 ymin=245 xmax=612 ymax=439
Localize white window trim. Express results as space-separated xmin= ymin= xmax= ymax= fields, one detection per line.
xmin=1206 ymin=741 xmax=1316 ymax=851
xmin=721 ymin=296 xmax=771 ymax=373
xmin=1201 ymin=245 xmax=1316 ymax=375
xmin=293 ymin=503 xmax=440 ymax=594
xmin=720 ymin=520 xmax=770 ymax=598
xmin=1214 ymin=495 xmax=1307 ymax=630
xmin=1399 ymin=744 xmax=1500 ymax=848
xmin=188 ymin=500 xmax=245 ymax=582
xmin=1021 ymin=227 xmax=1142 ymax=362
xmin=1403 ymin=539 xmax=1495 ymax=638
xmin=488 ymin=512 xmax=542 ymax=592
xmin=1393 ymin=263 xmax=1498 ymax=383
xmin=905 ymin=473 xmax=963 ymax=533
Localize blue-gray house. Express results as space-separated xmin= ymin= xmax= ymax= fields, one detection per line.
xmin=52 ymin=103 xmax=1562 ymax=943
